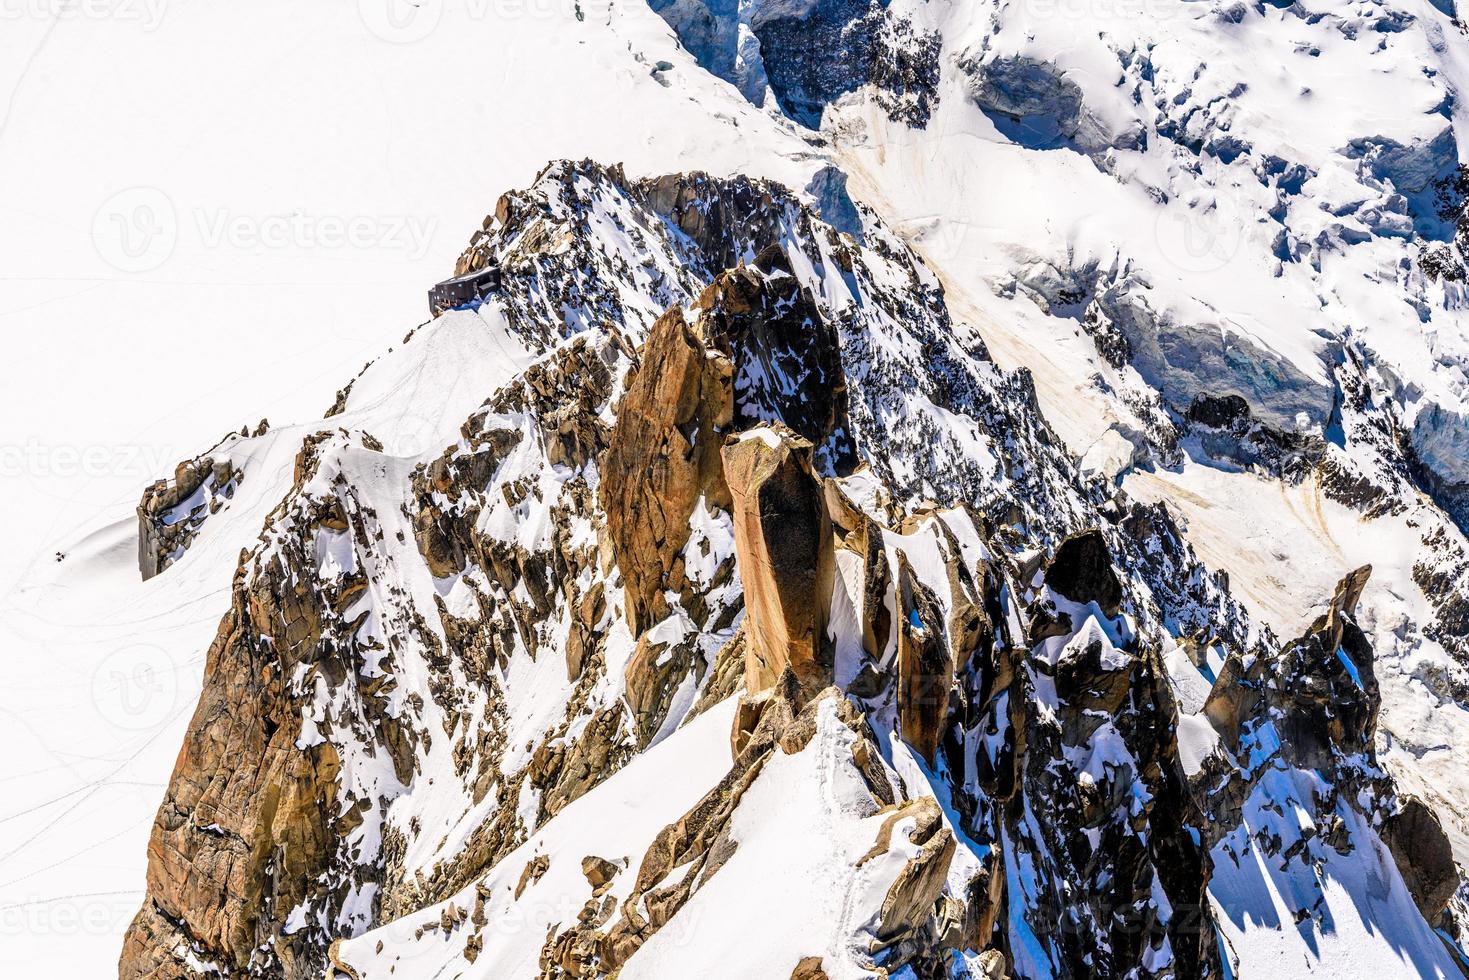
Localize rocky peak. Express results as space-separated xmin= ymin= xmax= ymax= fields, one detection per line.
xmin=1040 ymin=528 xmax=1124 ymax=619
xmin=1190 ymin=564 xmax=1465 ymax=966
xmin=120 ymin=161 xmax=1467 ymax=980
xmin=694 ymin=257 xmax=856 ymax=475
xmin=722 ymin=426 xmax=835 ymax=708
xmin=1204 ymin=565 xmax=1378 ymax=766
xmin=137 ymin=451 xmax=243 ymax=580
xmin=600 ymin=305 xmax=733 ymax=638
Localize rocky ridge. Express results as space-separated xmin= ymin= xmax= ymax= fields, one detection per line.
xmin=118 ymin=161 xmax=1465 ymax=979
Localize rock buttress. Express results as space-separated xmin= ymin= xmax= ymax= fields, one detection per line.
xmin=121 ymin=436 xmax=417 ymax=980
xmin=993 ymin=530 xmax=1223 ymax=979
xmin=722 ymin=426 xmax=836 ymax=714
xmin=694 ymin=253 xmax=856 ymax=476
xmin=599 ymin=306 xmax=733 ymax=638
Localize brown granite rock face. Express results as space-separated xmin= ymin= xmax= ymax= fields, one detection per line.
xmin=120 ymin=552 xmax=359 ymax=979
xmin=581 ymin=855 xmax=622 ymax=894
xmin=1200 ymin=649 xmax=1255 ymax=752
xmin=721 ymin=427 xmax=835 ymax=701
xmin=694 ymin=256 xmax=856 ymax=476
xmin=121 ymin=438 xmax=417 ymax=980
xmin=137 ymin=454 xmax=242 ymax=580
xmin=894 ymin=551 xmax=952 ymax=765
xmin=600 ymin=306 xmax=733 ymax=637
xmin=1382 ymin=795 xmax=1459 ymax=922
xmin=790 ymin=956 xmax=830 ymax=980
xmin=624 ymin=631 xmax=699 ymax=746
xmin=867 ymin=796 xmax=956 ymax=946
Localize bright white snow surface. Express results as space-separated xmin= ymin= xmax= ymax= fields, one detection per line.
xmin=336 ymin=696 xmax=928 ymax=980
xmin=338 ymin=697 xmax=741 ymax=979
xmin=1211 ymin=767 xmax=1462 ymax=978
xmin=0 ymin=1 xmax=817 ymax=971
xmin=8 ymin=0 xmax=1469 ymax=973
xmin=826 ymin=0 xmax=1469 ymax=907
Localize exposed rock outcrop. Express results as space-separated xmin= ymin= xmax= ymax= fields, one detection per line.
xmin=1191 ymin=565 xmax=1464 ymax=968
xmin=722 ymin=427 xmax=835 ymax=703
xmin=1383 ymin=795 xmax=1460 ymax=922
xmin=122 ymin=435 xmax=415 ymax=980
xmin=544 ymin=684 xmax=904 ymax=977
xmin=893 ymin=551 xmax=953 ymax=765
xmin=867 ymin=796 xmax=956 ymax=948
xmin=137 ymin=453 xmax=241 ymax=580
xmin=695 ymin=254 xmax=856 ymax=476
xmin=988 ymin=532 xmax=1222 ymax=979
xmin=1204 ymin=564 xmax=1376 ymax=763
xmin=1041 ymin=528 xmax=1123 ymax=617
xmin=121 ymin=160 xmax=1465 ymax=980
xmin=600 ymin=306 xmax=733 ymax=637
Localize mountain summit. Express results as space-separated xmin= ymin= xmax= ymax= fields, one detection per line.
xmin=28 ymin=0 xmax=1469 ymax=977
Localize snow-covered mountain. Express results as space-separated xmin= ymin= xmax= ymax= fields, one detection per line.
xmin=9 ymin=0 xmax=1469 ymax=977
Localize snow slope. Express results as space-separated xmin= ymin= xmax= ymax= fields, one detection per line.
xmin=812 ymin=0 xmax=1469 ymax=879
xmin=0 ymin=2 xmax=817 ymax=972
xmin=7 ymin=0 xmax=1469 ymax=974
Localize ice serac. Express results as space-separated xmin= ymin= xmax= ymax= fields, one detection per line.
xmin=647 ymin=0 xmax=941 ymax=127
xmin=961 ymin=53 xmax=1137 ymax=156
